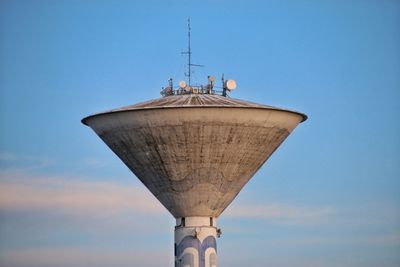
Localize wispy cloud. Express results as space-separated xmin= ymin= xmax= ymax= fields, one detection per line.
xmin=224 ymin=203 xmax=334 ymax=225
xmin=265 ymin=233 xmax=400 ymax=247
xmin=82 ymin=157 xmax=104 ymax=168
xmin=0 ymin=170 xmax=165 ymax=217
xmin=0 ymin=152 xmax=17 ymax=161
xmin=0 ymin=169 xmax=333 ymax=224
xmin=0 ymin=151 xmax=56 ymax=171
xmin=0 ymin=246 xmax=173 ymax=267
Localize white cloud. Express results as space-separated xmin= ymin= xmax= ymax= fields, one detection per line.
xmin=0 ymin=247 xmax=173 ymax=267
xmin=0 ymin=151 xmax=56 ymax=170
xmin=0 ymin=170 xmax=166 ymax=217
xmin=0 ymin=169 xmax=333 ymax=225
xmin=82 ymin=157 xmax=104 ymax=167
xmin=264 ymin=233 xmax=400 ymax=246
xmin=224 ymin=202 xmax=334 ymax=225
xmin=0 ymin=152 xmax=17 ymax=161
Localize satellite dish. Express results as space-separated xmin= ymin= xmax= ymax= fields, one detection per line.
xmin=179 ymin=80 xmax=187 ymax=89
xmin=208 ymin=76 xmax=215 ymax=83
xmin=161 ymin=86 xmax=173 ymax=96
xmin=225 ymin=80 xmax=237 ymax=91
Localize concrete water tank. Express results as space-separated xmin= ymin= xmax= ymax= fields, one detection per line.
xmin=82 ymin=93 xmax=307 ymax=267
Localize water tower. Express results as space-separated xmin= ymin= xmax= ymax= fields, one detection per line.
xmin=82 ymin=21 xmax=307 ymax=267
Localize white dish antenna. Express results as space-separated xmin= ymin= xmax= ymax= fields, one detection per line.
xmin=208 ymin=76 xmax=215 ymax=83
xmin=179 ymin=80 xmax=187 ymax=89
xmin=224 ymin=80 xmax=237 ymax=91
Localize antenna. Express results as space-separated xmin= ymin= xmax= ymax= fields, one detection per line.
xmin=187 ymin=18 xmax=192 ymax=86
xmin=182 ymin=18 xmax=203 ymax=86
xmin=222 ymin=74 xmax=226 ymax=97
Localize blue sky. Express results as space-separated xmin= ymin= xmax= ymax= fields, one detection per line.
xmin=0 ymin=0 xmax=399 ymax=266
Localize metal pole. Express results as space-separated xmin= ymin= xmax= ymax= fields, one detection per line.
xmin=188 ymin=18 xmax=191 ymax=87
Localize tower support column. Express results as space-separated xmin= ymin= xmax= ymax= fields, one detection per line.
xmin=174 ymin=217 xmax=218 ymax=267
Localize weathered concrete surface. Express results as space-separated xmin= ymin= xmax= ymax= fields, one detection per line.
xmin=82 ymin=94 xmax=306 ymax=218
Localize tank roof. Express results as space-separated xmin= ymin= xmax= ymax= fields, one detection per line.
xmin=82 ymin=94 xmax=307 ymax=125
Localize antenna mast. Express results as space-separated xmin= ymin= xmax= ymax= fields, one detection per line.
xmin=187 ymin=18 xmax=192 ymax=86
xmin=182 ymin=18 xmax=203 ymax=87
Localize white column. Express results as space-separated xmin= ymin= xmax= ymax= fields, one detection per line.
xmin=175 ymin=217 xmax=218 ymax=267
